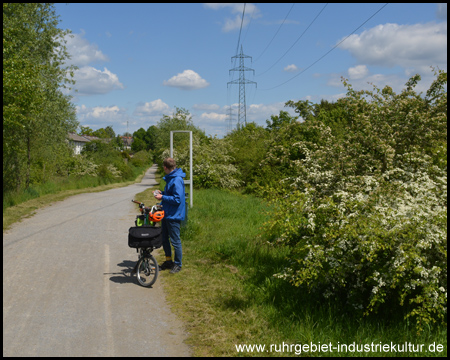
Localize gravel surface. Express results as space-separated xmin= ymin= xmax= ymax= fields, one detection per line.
xmin=3 ymin=165 xmax=192 ymax=357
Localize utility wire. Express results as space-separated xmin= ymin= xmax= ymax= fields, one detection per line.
xmin=260 ymin=3 xmax=389 ymax=91
xmin=241 ymin=3 xmax=258 ymax=48
xmin=235 ymin=3 xmax=247 ymax=58
xmin=230 ymin=3 xmax=247 ymax=82
xmin=254 ymin=3 xmax=295 ymax=63
xmin=258 ymin=3 xmax=328 ymax=77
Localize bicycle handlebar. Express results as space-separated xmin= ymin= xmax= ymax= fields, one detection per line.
xmin=132 ymin=199 xmax=162 ymax=212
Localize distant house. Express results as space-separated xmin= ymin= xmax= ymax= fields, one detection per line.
xmin=67 ymin=133 xmax=111 ymax=155
xmin=120 ymin=136 xmax=133 ymax=150
xmin=67 ymin=133 xmax=90 ymax=155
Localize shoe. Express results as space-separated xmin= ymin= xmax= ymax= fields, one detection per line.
xmin=170 ymin=264 xmax=182 ymax=274
xmin=159 ymin=260 xmax=174 ymax=271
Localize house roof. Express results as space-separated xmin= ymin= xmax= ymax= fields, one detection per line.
xmin=120 ymin=136 xmax=133 ymax=146
xmin=67 ymin=133 xmax=112 ymax=143
xmin=68 ymin=133 xmax=90 ymax=142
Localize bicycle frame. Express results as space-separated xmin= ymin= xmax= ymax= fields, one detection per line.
xmin=130 ymin=199 xmax=163 ymax=287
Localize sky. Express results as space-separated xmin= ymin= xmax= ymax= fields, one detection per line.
xmin=54 ymin=3 xmax=447 ymax=138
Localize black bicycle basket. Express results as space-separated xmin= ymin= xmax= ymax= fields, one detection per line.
xmin=128 ymin=225 xmax=162 ymax=248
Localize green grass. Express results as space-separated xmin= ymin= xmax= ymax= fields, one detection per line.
xmin=3 ymin=166 xmax=149 ymax=232
xmin=3 ymin=165 xmax=147 ymax=211
xmin=151 ymin=188 xmax=447 ymax=357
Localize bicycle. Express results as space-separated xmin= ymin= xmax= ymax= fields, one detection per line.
xmin=128 ymin=200 xmax=165 ymax=287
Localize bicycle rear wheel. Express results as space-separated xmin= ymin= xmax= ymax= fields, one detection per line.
xmin=136 ymin=254 xmax=159 ymax=287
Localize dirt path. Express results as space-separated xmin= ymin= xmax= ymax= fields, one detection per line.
xmin=3 ymin=165 xmax=192 ymax=356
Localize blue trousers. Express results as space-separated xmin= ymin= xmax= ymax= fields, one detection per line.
xmin=161 ymin=219 xmax=182 ymax=267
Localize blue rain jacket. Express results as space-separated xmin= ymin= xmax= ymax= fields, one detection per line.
xmin=161 ymin=168 xmax=186 ymax=221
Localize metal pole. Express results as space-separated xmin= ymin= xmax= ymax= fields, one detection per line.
xmin=170 ymin=132 xmax=173 ymax=158
xmin=189 ymin=131 xmax=193 ymax=208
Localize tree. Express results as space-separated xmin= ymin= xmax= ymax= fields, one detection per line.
xmin=146 ymin=125 xmax=157 ymax=151
xmin=79 ymin=126 xmax=95 ymax=136
xmin=154 ymin=107 xmax=206 ymax=161
xmin=265 ymin=110 xmax=298 ymax=132
xmin=3 ymin=3 xmax=78 ymax=192
xmin=131 ymin=137 xmax=146 ymax=152
xmin=93 ymin=126 xmax=115 ymax=139
xmin=225 ymin=122 xmax=270 ymax=192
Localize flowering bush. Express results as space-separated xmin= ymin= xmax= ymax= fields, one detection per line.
xmin=263 ymin=69 xmax=447 ymax=332
xmin=161 ymin=136 xmax=241 ymax=190
xmin=68 ymin=154 xmax=98 ymax=177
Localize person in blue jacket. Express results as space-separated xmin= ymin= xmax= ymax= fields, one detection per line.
xmin=154 ymin=158 xmax=186 ymax=274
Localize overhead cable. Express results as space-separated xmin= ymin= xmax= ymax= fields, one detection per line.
xmin=235 ymin=3 xmax=247 ymax=58
xmin=258 ymin=3 xmax=328 ymax=77
xmin=254 ymin=3 xmax=295 ymax=63
xmin=260 ymin=3 xmax=389 ymax=91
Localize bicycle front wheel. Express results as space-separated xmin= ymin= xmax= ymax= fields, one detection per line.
xmin=136 ymin=254 xmax=159 ymax=287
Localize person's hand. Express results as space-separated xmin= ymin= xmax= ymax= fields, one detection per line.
xmin=153 ymin=190 xmax=162 ymax=200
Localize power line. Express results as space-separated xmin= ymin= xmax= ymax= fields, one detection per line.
xmin=258 ymin=3 xmax=328 ymax=77
xmin=260 ymin=3 xmax=389 ymax=91
xmin=230 ymin=4 xmax=247 ymax=89
xmin=254 ymin=3 xmax=296 ymax=63
xmin=235 ymin=3 xmax=247 ymax=58
xmin=241 ymin=3 xmax=258 ymax=48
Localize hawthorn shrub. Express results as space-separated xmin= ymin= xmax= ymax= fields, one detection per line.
xmin=161 ymin=136 xmax=241 ymax=190
xmin=263 ymin=69 xmax=447 ymax=332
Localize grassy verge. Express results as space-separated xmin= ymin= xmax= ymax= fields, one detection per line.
xmin=3 ymin=166 xmax=150 ymax=232
xmin=147 ymin=188 xmax=446 ymax=357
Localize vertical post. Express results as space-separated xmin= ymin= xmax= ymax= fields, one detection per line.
xmin=170 ymin=131 xmax=174 ymax=158
xmin=189 ymin=131 xmax=193 ymax=208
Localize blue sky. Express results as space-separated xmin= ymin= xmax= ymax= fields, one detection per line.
xmin=54 ymin=3 xmax=447 ymax=138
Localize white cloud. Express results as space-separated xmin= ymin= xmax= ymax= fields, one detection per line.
xmin=72 ymin=66 xmax=124 ymax=95
xmin=134 ymin=99 xmax=170 ymax=117
xmin=284 ymin=64 xmax=299 ymax=72
xmin=163 ymin=70 xmax=210 ymax=90
xmin=91 ymin=105 xmax=120 ymax=118
xmin=327 ymin=67 xmax=440 ymax=96
xmin=76 ymin=104 xmax=129 ymax=131
xmin=204 ymin=3 xmax=261 ymax=32
xmin=200 ymin=112 xmax=227 ymax=121
xmin=61 ymin=31 xmax=123 ymax=97
xmin=348 ymin=65 xmax=369 ymax=80
xmin=338 ymin=22 xmax=447 ymax=72
xmin=64 ymin=30 xmax=109 ymax=67
xmin=239 ymin=102 xmax=298 ymax=126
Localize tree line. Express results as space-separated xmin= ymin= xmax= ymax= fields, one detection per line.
xmin=3 ymin=3 xmax=160 ymax=198
xmin=3 ymin=3 xmax=78 ymax=193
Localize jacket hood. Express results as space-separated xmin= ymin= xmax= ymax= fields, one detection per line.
xmin=164 ymin=167 xmax=186 ymax=180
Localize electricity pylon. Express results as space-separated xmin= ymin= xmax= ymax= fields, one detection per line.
xmin=227 ymin=45 xmax=257 ymax=128
xmin=226 ymin=106 xmax=235 ymax=134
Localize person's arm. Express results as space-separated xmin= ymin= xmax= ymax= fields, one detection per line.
xmin=160 ymin=178 xmax=183 ymax=205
